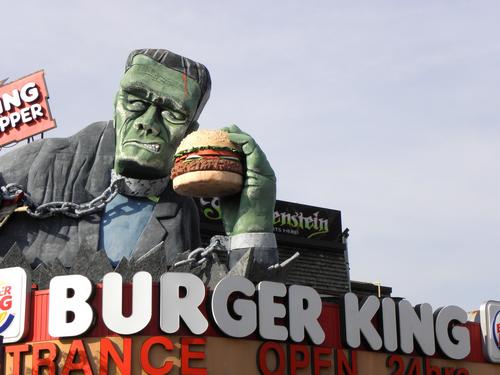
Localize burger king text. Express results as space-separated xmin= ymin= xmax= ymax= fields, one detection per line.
xmin=0 ymin=82 xmax=44 ymax=133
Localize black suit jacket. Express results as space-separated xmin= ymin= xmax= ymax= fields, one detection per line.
xmin=0 ymin=121 xmax=201 ymax=267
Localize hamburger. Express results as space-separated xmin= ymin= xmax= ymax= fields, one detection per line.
xmin=171 ymin=130 xmax=244 ymax=197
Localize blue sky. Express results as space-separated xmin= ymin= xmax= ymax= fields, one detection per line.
xmin=2 ymin=0 xmax=500 ymax=311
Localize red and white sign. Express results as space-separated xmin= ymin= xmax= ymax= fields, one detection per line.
xmin=0 ymin=267 xmax=29 ymax=343
xmin=0 ymin=71 xmax=56 ymax=147
xmin=480 ymin=300 xmax=500 ymax=363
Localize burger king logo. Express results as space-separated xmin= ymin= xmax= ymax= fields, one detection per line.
xmin=480 ymin=300 xmax=500 ymax=363
xmin=493 ymin=310 xmax=500 ymax=349
xmin=0 ymin=267 xmax=29 ymax=343
xmin=0 ymin=280 xmax=15 ymax=333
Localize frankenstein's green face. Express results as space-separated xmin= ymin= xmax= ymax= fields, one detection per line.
xmin=114 ymin=55 xmax=202 ymax=179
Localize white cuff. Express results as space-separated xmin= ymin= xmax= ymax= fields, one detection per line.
xmin=229 ymin=232 xmax=277 ymax=250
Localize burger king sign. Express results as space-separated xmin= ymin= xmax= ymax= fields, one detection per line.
xmin=0 ymin=267 xmax=29 ymax=343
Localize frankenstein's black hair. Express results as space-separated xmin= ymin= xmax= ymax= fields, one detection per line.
xmin=125 ymin=49 xmax=211 ymax=122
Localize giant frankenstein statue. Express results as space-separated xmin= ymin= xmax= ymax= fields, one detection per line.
xmin=0 ymin=49 xmax=278 ymax=282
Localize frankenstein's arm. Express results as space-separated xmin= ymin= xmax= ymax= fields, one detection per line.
xmin=219 ymin=125 xmax=278 ymax=268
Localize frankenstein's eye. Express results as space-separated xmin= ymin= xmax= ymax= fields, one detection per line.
xmin=162 ymin=109 xmax=187 ymax=124
xmin=125 ymin=100 xmax=148 ymax=112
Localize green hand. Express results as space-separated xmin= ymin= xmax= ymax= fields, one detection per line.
xmin=220 ymin=125 xmax=276 ymax=235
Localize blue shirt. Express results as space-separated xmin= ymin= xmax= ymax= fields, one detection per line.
xmin=98 ymin=193 xmax=155 ymax=264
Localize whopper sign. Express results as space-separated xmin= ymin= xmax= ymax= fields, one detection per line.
xmin=0 ymin=71 xmax=56 ymax=147
xmin=1 ymin=266 xmax=500 ymax=374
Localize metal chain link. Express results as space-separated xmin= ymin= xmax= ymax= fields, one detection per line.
xmin=0 ymin=178 xmax=123 ymax=219
xmin=173 ymin=238 xmax=224 ymax=268
xmin=268 ymin=251 xmax=300 ymax=270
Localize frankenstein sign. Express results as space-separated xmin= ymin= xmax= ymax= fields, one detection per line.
xmin=196 ymin=198 xmax=342 ymax=243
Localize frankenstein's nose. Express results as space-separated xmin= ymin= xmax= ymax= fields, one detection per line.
xmin=134 ymin=104 xmax=161 ymax=136
xmin=135 ymin=122 xmax=160 ymax=136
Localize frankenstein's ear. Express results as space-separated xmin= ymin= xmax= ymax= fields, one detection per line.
xmin=186 ymin=121 xmax=200 ymax=135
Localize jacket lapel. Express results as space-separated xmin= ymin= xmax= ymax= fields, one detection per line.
xmin=78 ymin=214 xmax=102 ymax=252
xmin=78 ymin=121 xmax=115 ymax=253
xmin=131 ymin=188 xmax=180 ymax=260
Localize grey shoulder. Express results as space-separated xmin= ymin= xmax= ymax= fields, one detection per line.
xmin=1 ymin=121 xmax=111 ymax=157
xmin=0 ymin=121 xmax=113 ymax=185
xmin=40 ymin=121 xmax=112 ymax=153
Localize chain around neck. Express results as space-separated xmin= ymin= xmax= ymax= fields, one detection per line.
xmin=111 ymin=170 xmax=169 ymax=198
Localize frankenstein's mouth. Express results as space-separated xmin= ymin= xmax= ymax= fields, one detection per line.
xmin=123 ymin=141 xmax=161 ymax=153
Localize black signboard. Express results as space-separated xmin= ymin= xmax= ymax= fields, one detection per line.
xmin=195 ymin=198 xmax=343 ymax=248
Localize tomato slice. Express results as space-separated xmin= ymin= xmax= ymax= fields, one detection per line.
xmin=175 ymin=149 xmax=240 ymax=162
